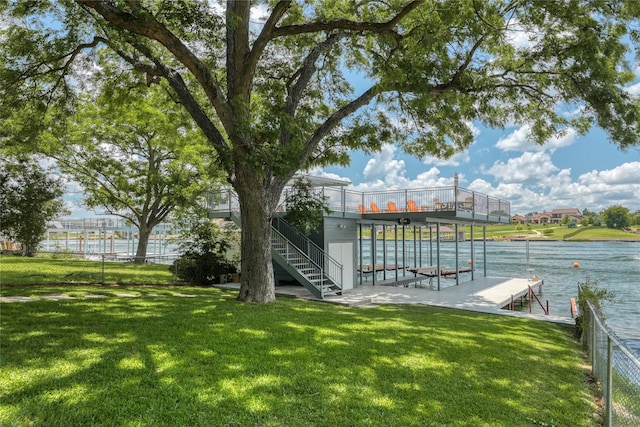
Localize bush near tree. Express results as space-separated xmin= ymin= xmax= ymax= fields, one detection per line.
xmin=171 ymin=220 xmax=238 ymax=286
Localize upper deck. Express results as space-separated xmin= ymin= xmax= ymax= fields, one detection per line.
xmin=206 ymin=184 xmax=510 ymax=225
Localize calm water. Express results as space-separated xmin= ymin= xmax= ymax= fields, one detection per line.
xmin=40 ymin=238 xmax=180 ymax=263
xmin=359 ymin=239 xmax=640 ymax=355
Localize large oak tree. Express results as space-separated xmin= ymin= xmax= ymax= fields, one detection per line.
xmin=2 ymin=1 xmax=640 ymax=302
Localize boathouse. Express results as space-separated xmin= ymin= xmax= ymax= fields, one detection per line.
xmin=206 ymin=176 xmax=511 ymax=299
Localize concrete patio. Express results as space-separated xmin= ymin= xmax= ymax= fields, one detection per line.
xmin=218 ymin=276 xmax=575 ymax=326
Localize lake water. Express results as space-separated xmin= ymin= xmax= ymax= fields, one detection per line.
xmin=359 ymin=239 xmax=640 ymax=356
xmin=39 ymin=237 xmax=181 ymax=264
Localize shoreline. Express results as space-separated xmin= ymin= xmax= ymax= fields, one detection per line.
xmin=484 ymin=238 xmax=640 ymax=242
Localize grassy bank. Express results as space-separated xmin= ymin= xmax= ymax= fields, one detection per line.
xmin=0 ymin=285 xmax=599 ymax=426
xmin=361 ymin=224 xmax=640 ymax=241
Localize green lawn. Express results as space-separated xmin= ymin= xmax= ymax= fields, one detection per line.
xmin=460 ymin=224 xmax=640 ymax=241
xmin=0 ymin=254 xmax=176 ymax=285
xmin=1 ymin=285 xmax=599 ymax=426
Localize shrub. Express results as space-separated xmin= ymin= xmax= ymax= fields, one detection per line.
xmin=575 ymin=278 xmax=616 ymax=340
xmin=171 ymin=221 xmax=238 ymax=286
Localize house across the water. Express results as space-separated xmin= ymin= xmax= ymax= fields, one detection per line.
xmin=206 ymin=175 xmax=514 ymax=300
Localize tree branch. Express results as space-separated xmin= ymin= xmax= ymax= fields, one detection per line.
xmin=77 ymin=0 xmax=233 ymax=130
xmin=281 ymin=33 xmax=344 ymax=147
xmin=113 ymin=39 xmax=232 ymax=163
xmin=246 ymin=1 xmax=292 ymax=90
xmin=301 ymin=86 xmax=379 ymax=164
xmin=272 ymin=1 xmax=423 ymax=38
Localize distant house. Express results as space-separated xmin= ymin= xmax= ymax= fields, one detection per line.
xmin=511 ymin=215 xmax=527 ymax=224
xmin=550 ymin=208 xmax=582 ymax=224
xmin=531 ymin=212 xmax=551 ymax=224
xmin=523 ymin=208 xmax=582 ymax=225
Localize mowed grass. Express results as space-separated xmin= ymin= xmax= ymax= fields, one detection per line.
xmin=0 ymin=255 xmax=176 ymax=285
xmin=0 ymin=286 xmax=599 ymax=426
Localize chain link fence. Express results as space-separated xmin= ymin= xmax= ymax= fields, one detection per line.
xmin=1 ymin=251 xmax=181 ymax=285
xmin=581 ymin=299 xmax=640 ymax=427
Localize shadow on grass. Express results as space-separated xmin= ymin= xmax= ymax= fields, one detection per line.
xmin=1 ymin=292 xmax=596 ymax=426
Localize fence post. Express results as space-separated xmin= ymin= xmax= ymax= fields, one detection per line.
xmin=591 ymin=309 xmax=596 ymax=373
xmin=101 ymin=254 xmax=105 ymax=285
xmin=605 ymin=336 xmax=613 ymax=427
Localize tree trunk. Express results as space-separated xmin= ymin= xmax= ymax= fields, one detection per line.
xmin=235 ymin=176 xmax=281 ymax=303
xmin=22 ymin=242 xmax=37 ymax=257
xmin=134 ymin=225 xmax=151 ymax=264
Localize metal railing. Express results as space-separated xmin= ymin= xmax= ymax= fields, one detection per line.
xmin=272 ymin=216 xmax=343 ymax=290
xmin=581 ymin=299 xmax=640 ymax=426
xmin=206 ymin=185 xmax=511 ymax=222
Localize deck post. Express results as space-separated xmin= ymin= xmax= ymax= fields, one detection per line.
xmin=436 ymin=223 xmax=441 ymax=291
xmin=382 ymin=225 xmax=387 ymax=281
xmin=371 ymin=223 xmax=376 ymax=286
xmin=483 ymin=226 xmax=487 ymax=277
xmin=470 ymin=224 xmax=475 ymax=281
xmin=413 ymin=225 xmax=422 ymax=268
xmin=418 ymin=227 xmax=423 ymax=268
xmin=454 ymin=223 xmax=460 ymax=285
xmin=394 ymin=224 xmax=399 ymax=282
xmin=429 ymin=226 xmax=433 ymax=266
xmin=402 ymin=224 xmax=406 ymax=278
xmin=358 ymin=224 xmax=363 ymax=285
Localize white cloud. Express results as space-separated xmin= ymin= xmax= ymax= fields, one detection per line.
xmin=487 ymin=151 xmax=561 ymax=185
xmin=250 ymin=2 xmax=270 ymax=22
xmin=471 ymin=161 xmax=640 ymax=214
xmin=362 ymin=144 xmax=406 ymax=183
xmin=580 ymin=162 xmax=640 ymax=186
xmin=422 ymin=150 xmax=471 ymax=167
xmin=572 ymin=162 xmax=640 ymax=209
xmin=496 ymin=125 xmax=577 ymax=152
xmin=504 ymin=19 xmax=543 ymax=51
xmin=303 ymin=167 xmax=352 ymax=185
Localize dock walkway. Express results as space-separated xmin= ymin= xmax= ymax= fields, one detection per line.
xmin=219 ymin=277 xmax=573 ymax=325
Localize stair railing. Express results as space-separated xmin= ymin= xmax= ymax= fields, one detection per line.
xmin=271 ymin=227 xmax=327 ymax=294
xmin=272 ymin=216 xmax=343 ymax=290
xmin=528 ymin=285 xmax=549 ymax=315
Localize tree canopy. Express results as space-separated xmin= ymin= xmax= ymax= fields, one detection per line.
xmin=47 ymin=83 xmax=220 ymax=263
xmin=601 ymin=205 xmax=631 ymax=229
xmin=2 ymin=1 xmax=640 ymax=302
xmin=0 ymin=157 xmax=66 ymax=256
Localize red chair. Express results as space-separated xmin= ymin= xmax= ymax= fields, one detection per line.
xmin=407 ymin=199 xmax=419 ymax=212
xmin=370 ymin=203 xmax=381 ymax=213
xmin=387 ymin=201 xmax=399 ymax=212
xmin=358 ymin=204 xmax=367 ymax=214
